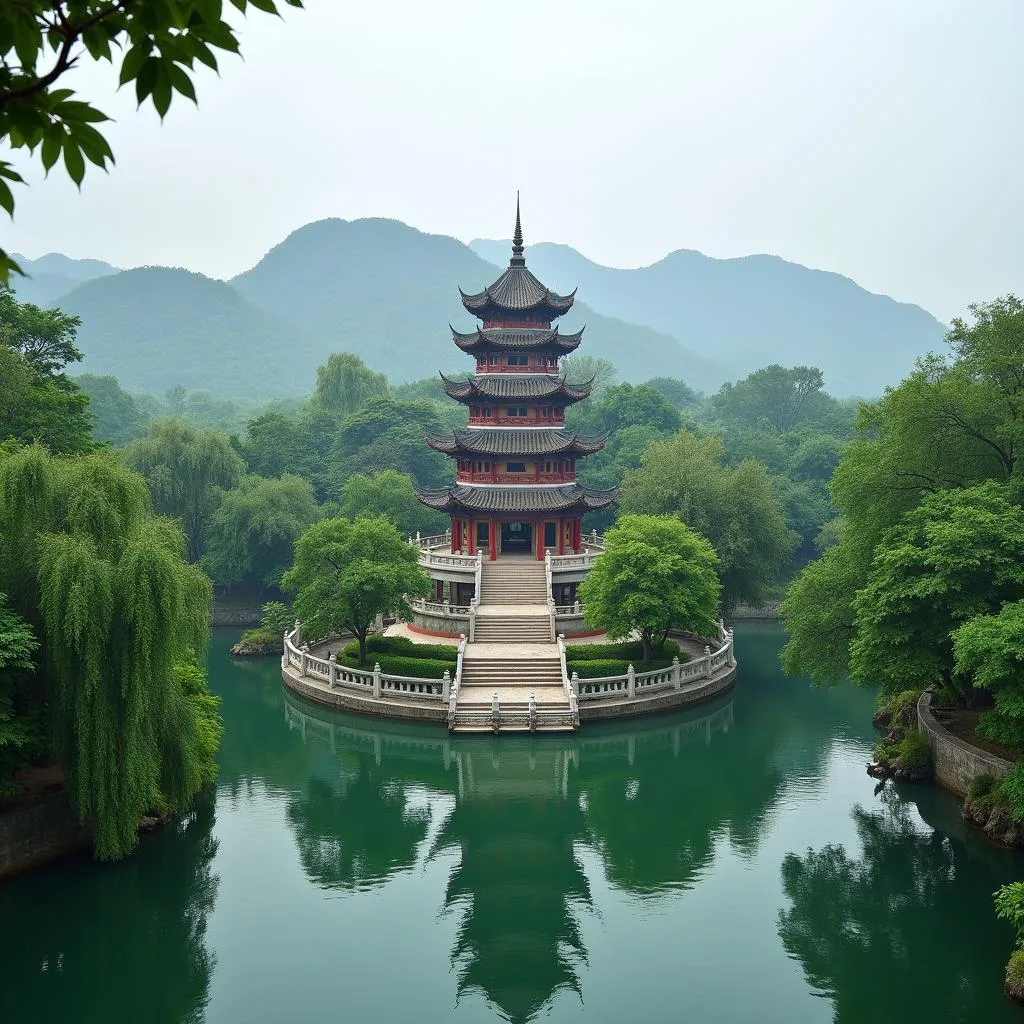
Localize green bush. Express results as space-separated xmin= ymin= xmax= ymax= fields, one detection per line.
xmin=1005 ymin=950 xmax=1024 ymax=999
xmin=996 ymin=882 xmax=1024 ymax=947
xmin=261 ymin=601 xmax=294 ymax=635
xmin=894 ymin=731 xmax=932 ymax=773
xmin=996 ymin=762 xmax=1024 ymax=821
xmin=564 ymin=639 xmax=683 ymax=663
xmin=342 ymin=635 xmax=459 ymax=662
xmin=336 ymin=652 xmax=455 ymax=679
xmin=878 ymin=688 xmax=921 ymax=718
xmin=238 ymin=625 xmax=279 ymax=647
xmin=977 ymin=710 xmax=1024 ymax=752
xmin=567 ymin=657 xmax=677 ymax=679
xmin=969 ymin=773 xmax=997 ymax=800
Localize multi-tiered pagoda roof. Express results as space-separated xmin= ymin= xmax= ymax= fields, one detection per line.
xmin=417 ymin=199 xmax=616 ymax=557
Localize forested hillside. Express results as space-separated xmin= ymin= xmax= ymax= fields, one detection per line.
xmin=471 ymin=239 xmax=947 ymax=398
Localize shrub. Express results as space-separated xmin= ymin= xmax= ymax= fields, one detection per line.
xmin=564 ymin=639 xmax=683 ymax=663
xmin=894 ymin=731 xmax=932 ymax=774
xmin=996 ymin=763 xmax=1024 ymax=821
xmin=969 ymin=773 xmax=997 ymax=800
xmin=996 ymin=882 xmax=1024 ymax=947
xmin=1005 ymin=950 xmax=1024 ymax=1001
xmin=336 ymin=653 xmax=455 ymax=680
xmin=567 ymin=657 xmax=677 ymax=679
xmin=340 ymin=636 xmax=458 ymax=662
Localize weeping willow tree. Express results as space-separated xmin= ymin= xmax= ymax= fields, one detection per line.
xmin=0 ymin=443 xmax=221 ymax=859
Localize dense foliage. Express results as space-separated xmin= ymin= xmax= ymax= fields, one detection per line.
xmin=781 ymin=295 xmax=1024 ymax=811
xmin=282 ymin=516 xmax=430 ymax=666
xmin=578 ymin=515 xmax=720 ymax=662
xmin=0 ymin=445 xmax=220 ymax=858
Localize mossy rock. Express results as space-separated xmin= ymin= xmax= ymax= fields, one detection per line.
xmin=1006 ymin=951 xmax=1024 ymax=1002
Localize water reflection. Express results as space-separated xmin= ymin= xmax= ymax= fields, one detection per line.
xmin=779 ymin=787 xmax=1018 ymax=1023
xmin=282 ymin=692 xmax=739 ymax=1021
xmin=0 ymin=797 xmax=219 ymax=1023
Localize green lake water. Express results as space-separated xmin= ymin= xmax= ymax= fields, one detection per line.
xmin=2 ymin=624 xmax=1024 ymax=1024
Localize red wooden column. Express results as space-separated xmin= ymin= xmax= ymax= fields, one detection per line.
xmin=452 ymin=518 xmax=460 ymax=553
xmin=572 ymin=518 xmax=581 ymax=553
xmin=536 ymin=520 xmax=544 ymax=560
xmin=489 ymin=520 xmax=497 ymax=561
xmin=557 ymin=517 xmax=564 ymax=555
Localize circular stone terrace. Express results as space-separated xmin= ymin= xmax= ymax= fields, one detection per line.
xmin=280 ymin=533 xmax=737 ymax=734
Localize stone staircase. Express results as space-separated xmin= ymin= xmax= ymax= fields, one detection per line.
xmin=450 ymin=559 xmax=577 ymax=733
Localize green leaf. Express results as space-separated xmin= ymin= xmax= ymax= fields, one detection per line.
xmin=169 ymin=65 xmax=197 ymax=103
xmin=62 ymin=138 xmax=86 ymax=186
xmin=119 ymin=43 xmax=150 ymax=86
xmin=40 ymin=131 xmax=62 ymax=173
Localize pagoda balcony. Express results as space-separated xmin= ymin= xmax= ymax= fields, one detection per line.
xmin=467 ymin=413 xmax=565 ymax=426
xmin=456 ymin=470 xmax=578 ymax=485
xmin=474 ymin=361 xmax=560 ymax=375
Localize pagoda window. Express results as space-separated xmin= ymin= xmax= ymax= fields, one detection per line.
xmin=471 ymin=406 xmax=480 ymax=417
xmin=543 ymin=461 xmax=553 ymax=473
xmin=506 ymin=354 xmax=529 ymax=366
xmin=540 ymin=407 xmax=550 ymax=418
xmin=474 ymin=460 xmax=490 ymax=473
xmin=483 ymin=406 xmax=492 ymax=417
xmin=487 ymin=354 xmax=497 ymax=365
xmin=506 ymin=461 xmax=527 ymax=473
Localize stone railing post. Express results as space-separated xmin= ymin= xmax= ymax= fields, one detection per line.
xmin=293 ymin=620 xmax=302 ymax=647
xmin=703 ymin=646 xmax=712 ymax=679
xmin=300 ymin=643 xmax=309 ymax=678
xmin=672 ymin=656 xmax=681 ymax=690
xmin=328 ymin=651 xmax=338 ymax=688
xmin=728 ymin=628 xmax=736 ymax=667
xmin=573 ymin=600 xmax=580 ymax=615
xmin=416 ymin=531 xmax=421 ymax=545
xmin=491 ymin=693 xmax=501 ymax=733
xmin=571 ymin=671 xmax=580 ymax=697
xmin=373 ymin=662 xmax=382 ymax=697
xmin=591 ymin=529 xmax=598 ymax=545
xmin=442 ymin=670 xmax=451 ymax=702
xmin=529 ymin=692 xmax=537 ymax=732
xmin=627 ymin=663 xmax=636 ymax=700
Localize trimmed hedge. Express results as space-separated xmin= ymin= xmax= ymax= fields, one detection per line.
xmin=567 ymin=657 xmax=677 ymax=679
xmin=337 ymin=653 xmax=455 ymax=680
xmin=341 ymin=636 xmax=459 ymax=662
xmin=564 ymin=639 xmax=684 ymax=662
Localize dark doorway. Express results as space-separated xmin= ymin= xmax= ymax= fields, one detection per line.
xmin=543 ymin=521 xmax=557 ymax=549
xmin=500 ymin=521 xmax=533 ymax=554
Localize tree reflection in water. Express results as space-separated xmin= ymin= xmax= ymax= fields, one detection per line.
xmin=778 ymin=788 xmax=1018 ymax=1023
xmin=0 ymin=796 xmax=219 ymax=1023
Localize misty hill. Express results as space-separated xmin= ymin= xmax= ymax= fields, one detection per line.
xmin=471 ymin=239 xmax=948 ymax=397
xmin=57 ymin=267 xmax=313 ymax=398
xmin=11 ymin=252 xmax=120 ymax=308
xmin=231 ymin=218 xmax=726 ymax=390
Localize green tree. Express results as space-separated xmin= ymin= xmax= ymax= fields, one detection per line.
xmin=713 ymin=364 xmax=830 ymax=433
xmin=578 ymin=514 xmax=720 ymax=662
xmin=0 ymin=283 xmax=93 ymax=452
xmin=281 ymin=516 xmax=430 ymax=666
xmin=311 ymin=353 xmax=390 ymax=420
xmin=202 ymin=473 xmax=319 ymax=589
xmin=645 ymin=376 xmax=699 ymax=410
xmin=847 ymin=483 xmax=1024 ymax=700
xmin=123 ymin=419 xmax=244 ymax=561
xmin=0 ymin=444 xmax=219 ymax=858
xmin=339 ymin=470 xmax=447 ymax=538
xmin=782 ymin=296 xmax=1024 ymax=686
xmin=620 ymin=429 xmax=794 ymax=609
xmin=569 ymin=382 xmax=682 ymax=438
xmin=0 ymin=0 xmax=303 ymax=281
xmin=75 ymin=373 xmax=147 ymax=446
xmin=0 ymin=592 xmax=38 ymax=787
xmin=328 ymin=397 xmax=451 ymax=493
xmin=241 ymin=410 xmax=315 ymax=481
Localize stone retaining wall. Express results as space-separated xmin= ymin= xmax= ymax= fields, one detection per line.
xmin=0 ymin=791 xmax=90 ymax=880
xmin=209 ymin=603 xmax=262 ymax=627
xmin=577 ymin=665 xmax=737 ymax=721
xmin=916 ymin=691 xmax=1012 ymax=797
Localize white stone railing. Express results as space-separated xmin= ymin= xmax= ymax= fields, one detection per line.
xmin=408 ymin=596 xmax=472 ymax=617
xmin=283 ymin=627 xmax=455 ymax=702
xmin=448 ymin=634 xmax=467 ymax=729
xmin=556 ymin=633 xmax=580 ymax=727
xmin=543 ymin=550 xmax=557 ymax=640
xmin=411 ymin=531 xmax=451 ymax=551
xmin=568 ymin=622 xmax=735 ymax=703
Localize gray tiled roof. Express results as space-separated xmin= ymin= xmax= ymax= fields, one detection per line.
xmin=460 ymin=264 xmax=576 ymax=318
xmin=450 ymin=325 xmax=584 ymax=353
xmin=439 ymin=373 xmax=594 ymax=403
xmin=425 ymin=427 xmax=609 ymax=457
xmin=416 ymin=484 xmax=618 ymax=514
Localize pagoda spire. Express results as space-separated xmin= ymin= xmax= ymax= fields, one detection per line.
xmin=510 ymin=192 xmax=525 ymax=267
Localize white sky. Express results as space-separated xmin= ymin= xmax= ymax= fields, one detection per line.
xmin=4 ymin=0 xmax=1022 ymax=321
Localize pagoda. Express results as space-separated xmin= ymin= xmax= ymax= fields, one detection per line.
xmin=418 ymin=200 xmax=617 ymax=560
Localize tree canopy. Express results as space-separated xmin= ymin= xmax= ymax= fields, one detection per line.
xmin=202 ymin=473 xmax=320 ymax=590
xmin=281 ymin=516 xmax=430 ymax=666
xmin=0 ymin=444 xmax=219 ymax=858
xmin=0 ymin=0 xmax=304 ymax=281
xmin=578 ymin=514 xmax=720 ymax=662
xmin=338 ymin=470 xmax=446 ymax=539
xmin=713 ymin=364 xmax=830 ymax=433
xmin=311 ymin=353 xmax=390 ymax=420
xmin=619 ymin=429 xmax=794 ymax=609
xmin=123 ymin=419 xmax=245 ymax=562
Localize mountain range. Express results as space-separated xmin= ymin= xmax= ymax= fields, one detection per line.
xmin=11 ymin=219 xmax=949 ymax=399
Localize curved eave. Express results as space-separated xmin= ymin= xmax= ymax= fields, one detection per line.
xmin=415 ymin=484 xmax=618 ymax=514
xmin=424 ymin=428 xmax=610 ymax=459
xmin=458 ymin=284 xmax=577 ymax=320
xmin=438 ymin=372 xmax=596 ymax=404
xmin=450 ymin=324 xmax=585 ymax=354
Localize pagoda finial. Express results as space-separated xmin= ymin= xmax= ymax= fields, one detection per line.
xmin=511 ymin=192 xmax=525 ymax=266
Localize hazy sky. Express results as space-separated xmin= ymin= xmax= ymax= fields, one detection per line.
xmin=4 ymin=0 xmax=1022 ymax=321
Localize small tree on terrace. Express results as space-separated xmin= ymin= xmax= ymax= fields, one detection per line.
xmin=578 ymin=514 xmax=721 ymax=662
xmin=281 ymin=516 xmax=430 ymax=667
